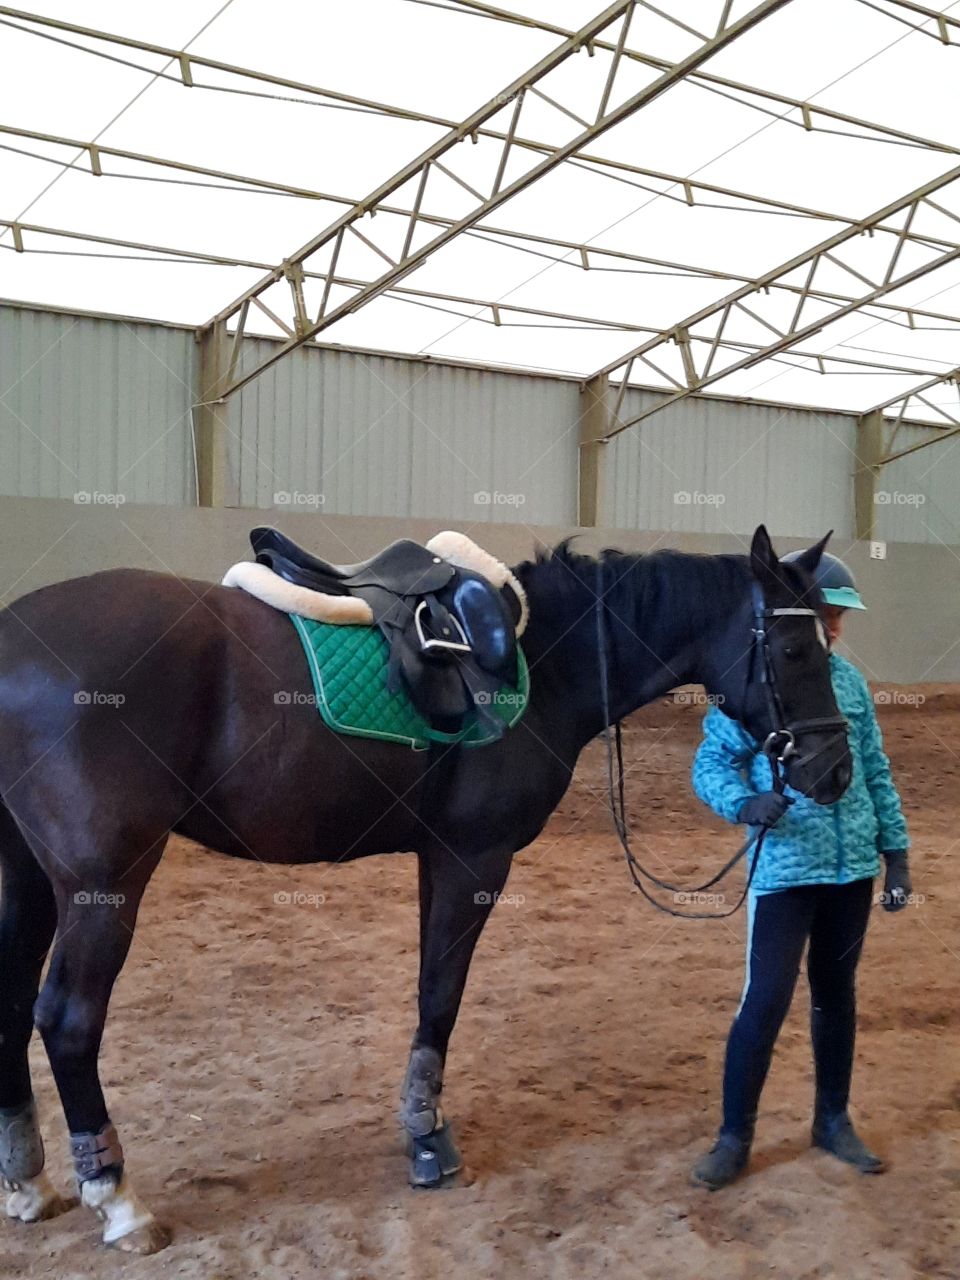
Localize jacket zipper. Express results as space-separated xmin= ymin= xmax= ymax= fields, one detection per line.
xmin=834 ymin=805 xmax=844 ymax=883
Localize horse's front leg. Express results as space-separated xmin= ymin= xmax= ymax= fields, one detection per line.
xmin=400 ymin=843 xmax=512 ymax=1187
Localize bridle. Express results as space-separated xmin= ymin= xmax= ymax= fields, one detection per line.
xmin=744 ymin=581 xmax=848 ymax=775
xmin=595 ymin=563 xmax=848 ymax=920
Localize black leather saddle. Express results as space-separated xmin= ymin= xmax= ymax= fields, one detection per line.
xmin=251 ymin=528 xmax=520 ymax=739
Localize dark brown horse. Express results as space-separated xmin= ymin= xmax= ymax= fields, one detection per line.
xmin=0 ymin=526 xmax=849 ymax=1253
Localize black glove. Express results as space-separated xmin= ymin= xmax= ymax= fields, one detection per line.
xmin=738 ymin=792 xmax=794 ymax=827
xmin=880 ymin=850 xmax=912 ymax=912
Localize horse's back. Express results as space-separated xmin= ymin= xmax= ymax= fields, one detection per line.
xmin=0 ymin=569 xmax=427 ymax=866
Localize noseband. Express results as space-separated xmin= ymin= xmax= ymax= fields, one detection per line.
xmin=595 ymin=564 xmax=847 ymax=920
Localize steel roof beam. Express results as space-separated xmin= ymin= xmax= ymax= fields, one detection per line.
xmin=592 ymin=164 xmax=960 ymax=437
xmin=441 ymin=0 xmax=959 ymax=155
xmin=3 ymin=3 xmax=954 ymax=163
xmin=194 ymin=0 xmax=793 ymax=399
xmin=8 ymin=121 xmax=960 ymax=340
xmin=5 ymin=215 xmax=953 ymax=388
xmin=860 ymin=0 xmax=960 ymax=41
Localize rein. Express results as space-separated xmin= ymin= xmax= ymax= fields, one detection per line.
xmin=594 ymin=561 xmax=845 ymax=920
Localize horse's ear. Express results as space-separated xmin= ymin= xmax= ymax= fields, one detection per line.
xmin=793 ymin=530 xmax=833 ymax=575
xmin=749 ymin=524 xmax=780 ymax=588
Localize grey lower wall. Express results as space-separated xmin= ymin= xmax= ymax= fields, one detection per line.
xmin=0 ymin=497 xmax=956 ymax=683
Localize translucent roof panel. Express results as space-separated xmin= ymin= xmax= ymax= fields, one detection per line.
xmin=1 ymin=0 xmax=959 ymax=426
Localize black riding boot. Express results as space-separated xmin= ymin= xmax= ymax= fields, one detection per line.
xmin=691 ymin=1125 xmax=753 ymax=1190
xmin=812 ymin=1110 xmax=885 ymax=1174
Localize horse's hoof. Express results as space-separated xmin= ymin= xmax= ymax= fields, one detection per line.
xmin=408 ymin=1121 xmax=463 ymax=1188
xmin=4 ymin=1172 xmax=78 ymax=1223
xmin=108 ymin=1218 xmax=172 ymax=1255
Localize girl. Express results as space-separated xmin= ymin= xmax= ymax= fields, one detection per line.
xmin=690 ymin=550 xmax=913 ymax=1190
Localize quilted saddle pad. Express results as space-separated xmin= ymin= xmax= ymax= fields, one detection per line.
xmin=289 ymin=614 xmax=528 ymax=750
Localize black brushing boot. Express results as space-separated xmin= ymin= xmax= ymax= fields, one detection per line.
xmin=691 ymin=1128 xmax=753 ymax=1190
xmin=812 ymin=1111 xmax=885 ymax=1174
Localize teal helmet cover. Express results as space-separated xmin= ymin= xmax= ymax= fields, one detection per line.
xmin=781 ymin=549 xmax=866 ymax=611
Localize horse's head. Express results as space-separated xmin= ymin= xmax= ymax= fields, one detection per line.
xmin=706 ymin=525 xmax=852 ymax=805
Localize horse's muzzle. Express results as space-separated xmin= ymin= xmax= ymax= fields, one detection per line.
xmin=784 ymin=729 xmax=852 ymax=805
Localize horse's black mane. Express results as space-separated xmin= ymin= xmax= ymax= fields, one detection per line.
xmin=514 ymin=539 xmax=810 ymax=669
xmin=519 ymin=537 xmax=814 ymax=606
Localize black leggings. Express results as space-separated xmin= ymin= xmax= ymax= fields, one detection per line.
xmin=722 ymin=877 xmax=874 ymax=1137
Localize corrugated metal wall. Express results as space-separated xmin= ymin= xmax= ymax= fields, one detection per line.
xmin=0 ymin=304 xmax=196 ymax=505
xmin=1 ymin=302 xmax=957 ymax=546
xmin=228 ymin=342 xmax=579 ymax=525
xmin=873 ymin=427 xmax=960 ymax=546
xmin=604 ymin=389 xmax=856 ymax=540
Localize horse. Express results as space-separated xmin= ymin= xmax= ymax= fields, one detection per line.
xmin=0 ymin=524 xmax=851 ymax=1253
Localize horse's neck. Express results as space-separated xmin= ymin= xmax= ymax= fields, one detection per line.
xmin=521 ymin=556 xmax=735 ymax=750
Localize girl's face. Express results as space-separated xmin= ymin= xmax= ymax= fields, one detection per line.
xmin=822 ymin=605 xmax=846 ymax=644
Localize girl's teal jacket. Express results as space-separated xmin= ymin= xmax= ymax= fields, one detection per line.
xmin=692 ymin=653 xmax=910 ymax=894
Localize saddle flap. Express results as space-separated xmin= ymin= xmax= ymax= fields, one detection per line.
xmin=396 ymin=642 xmax=472 ymax=725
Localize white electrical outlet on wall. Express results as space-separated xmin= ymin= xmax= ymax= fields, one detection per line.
xmin=869 ymin=541 xmax=887 ymax=560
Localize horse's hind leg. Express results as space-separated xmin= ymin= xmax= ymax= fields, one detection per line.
xmin=0 ymin=804 xmax=73 ymax=1223
xmin=33 ymin=842 xmax=171 ymax=1255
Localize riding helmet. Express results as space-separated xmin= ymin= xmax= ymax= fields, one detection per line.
xmin=781 ymin=549 xmax=866 ymax=610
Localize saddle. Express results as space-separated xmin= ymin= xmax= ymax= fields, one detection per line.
xmin=245 ymin=528 xmax=525 ymax=739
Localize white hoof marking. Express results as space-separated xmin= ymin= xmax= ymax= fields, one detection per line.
xmin=4 ymin=1169 xmax=68 ymax=1222
xmin=81 ymin=1171 xmax=156 ymax=1245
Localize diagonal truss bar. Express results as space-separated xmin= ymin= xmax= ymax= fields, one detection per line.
xmin=594 ymin=164 xmax=960 ymax=437
xmin=869 ymin=367 xmax=960 ymax=415
xmin=199 ymin=0 xmax=794 ymax=398
xmin=862 ymin=367 xmax=960 ymax=464
xmin=881 ymin=421 xmax=960 ymax=463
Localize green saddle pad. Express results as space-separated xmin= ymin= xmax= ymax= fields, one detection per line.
xmin=290 ymin=614 xmax=528 ymax=750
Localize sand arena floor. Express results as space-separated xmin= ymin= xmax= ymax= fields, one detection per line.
xmin=5 ymin=689 xmax=959 ymax=1280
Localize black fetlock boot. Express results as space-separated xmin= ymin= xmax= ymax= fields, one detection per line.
xmin=812 ymin=1111 xmax=885 ymax=1174
xmin=691 ymin=1127 xmax=753 ymax=1191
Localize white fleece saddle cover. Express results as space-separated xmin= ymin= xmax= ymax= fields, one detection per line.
xmin=222 ymin=530 xmax=528 ymax=635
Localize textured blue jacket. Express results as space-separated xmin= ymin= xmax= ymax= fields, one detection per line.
xmin=692 ymin=653 xmax=910 ymax=893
